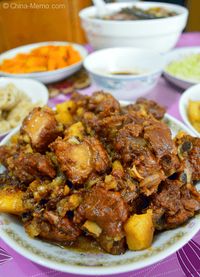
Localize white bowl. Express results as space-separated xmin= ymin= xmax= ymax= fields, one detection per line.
xmin=163 ymin=47 xmax=200 ymax=90
xmin=83 ymin=47 xmax=164 ymax=100
xmin=0 ymin=108 xmax=200 ymax=275
xmin=0 ymin=41 xmax=88 ymax=84
xmin=0 ymin=77 xmax=48 ymax=138
xmin=179 ymin=83 xmax=200 ymax=137
xmin=79 ymin=2 xmax=188 ymax=53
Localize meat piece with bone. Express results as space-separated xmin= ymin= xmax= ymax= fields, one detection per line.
xmin=7 ymin=152 xmax=56 ymax=183
xmin=21 ymin=106 xmax=62 ymax=152
xmin=74 ymin=186 xmax=128 ymax=236
xmin=50 ymin=136 xmax=110 ymax=185
xmin=123 ymin=97 xmax=166 ymax=120
xmin=151 ymin=179 xmax=200 ymax=230
xmin=0 ymin=145 xmax=17 ymax=167
xmin=74 ymin=186 xmax=129 ymax=254
xmin=175 ymin=134 xmax=200 ymax=181
xmin=87 ymin=91 xmax=120 ymax=118
xmin=144 ymin=119 xmax=180 ymax=176
xmin=25 ymin=212 xmax=81 ymax=242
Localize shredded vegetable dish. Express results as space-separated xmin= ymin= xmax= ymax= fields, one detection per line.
xmin=0 ymin=91 xmax=200 ymax=255
xmin=0 ymin=45 xmax=82 ymax=74
xmin=166 ymin=54 xmax=200 ymax=82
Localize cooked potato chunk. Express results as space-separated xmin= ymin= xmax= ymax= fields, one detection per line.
xmin=192 ymin=122 xmax=200 ymax=133
xmin=0 ymin=189 xmax=25 ymax=215
xmin=188 ymin=100 xmax=200 ymax=122
xmin=105 ymin=175 xmax=117 ymax=190
xmin=56 ymin=100 xmax=76 ymax=114
xmin=188 ymin=100 xmax=200 ymax=132
xmin=124 ymin=209 xmax=154 ymax=250
xmin=69 ymin=194 xmax=82 ymax=209
xmin=82 ymin=220 xmax=102 ymax=237
xmin=112 ymin=160 xmax=124 ymax=178
xmin=64 ymin=122 xmax=85 ymax=140
xmin=55 ymin=111 xmax=73 ymax=125
xmin=76 ymin=107 xmax=84 ymax=116
xmin=55 ymin=101 xmax=76 ymax=125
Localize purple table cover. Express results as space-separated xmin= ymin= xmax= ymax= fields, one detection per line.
xmin=1 ymin=32 xmax=200 ymax=277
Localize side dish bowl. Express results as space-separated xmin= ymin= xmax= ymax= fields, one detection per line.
xmin=83 ymin=47 xmax=164 ymax=100
xmin=164 ymin=47 xmax=200 ymax=90
xmin=179 ymin=83 xmax=200 ymax=137
xmin=0 ymin=106 xmax=199 ymax=276
xmin=0 ymin=42 xmax=88 ymax=84
xmin=79 ymin=2 xmax=188 ymax=52
xmin=0 ymin=77 xmax=48 ymax=138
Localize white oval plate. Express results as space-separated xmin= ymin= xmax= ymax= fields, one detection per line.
xmin=0 ymin=77 xmax=48 ymax=138
xmin=179 ymin=83 xmax=200 ymax=137
xmin=163 ymin=47 xmax=200 ymax=90
xmin=0 ymin=41 xmax=88 ymax=84
xmin=0 ymin=109 xmax=199 ymax=275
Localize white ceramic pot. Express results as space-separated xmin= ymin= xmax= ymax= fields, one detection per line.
xmin=79 ymin=2 xmax=188 ymax=53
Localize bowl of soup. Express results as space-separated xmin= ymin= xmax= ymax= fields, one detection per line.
xmin=79 ymin=2 xmax=188 ymax=52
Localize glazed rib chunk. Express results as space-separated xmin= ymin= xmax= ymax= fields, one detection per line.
xmin=144 ymin=119 xmax=180 ymax=176
xmin=144 ymin=120 xmax=176 ymax=158
xmin=123 ymin=98 xmax=166 ymax=120
xmin=175 ymin=134 xmax=200 ymax=181
xmin=85 ymin=137 xmax=111 ymax=173
xmin=0 ymin=145 xmax=17 ymax=167
xmin=50 ymin=136 xmax=110 ymax=185
xmin=25 ymin=214 xmax=81 ymax=242
xmin=74 ymin=186 xmax=128 ymax=236
xmin=87 ymin=91 xmax=120 ymax=117
xmin=7 ymin=152 xmax=56 ymax=183
xmin=74 ymin=186 xmax=129 ymax=254
xmin=43 ymin=211 xmax=81 ymax=241
xmin=21 ymin=107 xmax=62 ymax=152
xmin=151 ymin=179 xmax=200 ymax=230
xmin=50 ymin=137 xmax=93 ymax=184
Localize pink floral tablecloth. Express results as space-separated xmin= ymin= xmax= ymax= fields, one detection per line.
xmin=1 ymin=32 xmax=200 ymax=277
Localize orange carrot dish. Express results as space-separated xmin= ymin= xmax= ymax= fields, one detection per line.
xmin=0 ymin=45 xmax=82 ymax=74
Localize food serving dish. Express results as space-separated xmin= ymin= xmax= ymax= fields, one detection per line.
xmin=0 ymin=93 xmax=200 ymax=275
xmin=0 ymin=42 xmax=88 ymax=84
xmin=83 ymin=47 xmax=164 ymax=100
xmin=179 ymin=83 xmax=200 ymax=137
xmin=79 ymin=2 xmax=188 ymax=52
xmin=163 ymin=47 xmax=200 ymax=89
xmin=0 ymin=77 xmax=48 ymax=138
